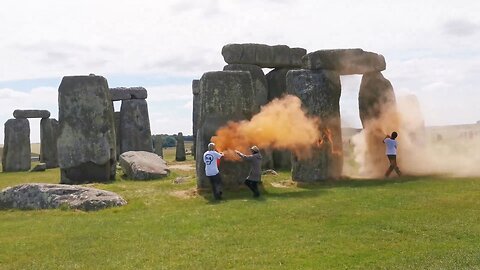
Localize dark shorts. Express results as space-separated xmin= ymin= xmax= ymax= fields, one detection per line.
xmin=387 ymin=155 xmax=397 ymax=161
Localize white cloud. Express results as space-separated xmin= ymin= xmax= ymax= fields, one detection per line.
xmin=0 ymin=0 xmax=479 ymax=142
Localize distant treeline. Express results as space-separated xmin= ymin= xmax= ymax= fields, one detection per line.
xmin=154 ymin=134 xmax=193 ymax=148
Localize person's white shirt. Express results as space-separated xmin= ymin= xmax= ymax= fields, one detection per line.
xmin=384 ymin=138 xmax=397 ymax=155
xmin=203 ymin=150 xmax=223 ymax=176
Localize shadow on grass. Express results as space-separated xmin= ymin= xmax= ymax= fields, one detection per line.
xmin=200 ymin=175 xmax=437 ymax=203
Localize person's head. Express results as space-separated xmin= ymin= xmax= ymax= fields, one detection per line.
xmin=208 ymin=142 xmax=215 ymax=151
xmin=250 ymin=145 xmax=259 ymax=154
xmin=391 ymin=132 xmax=398 ymax=139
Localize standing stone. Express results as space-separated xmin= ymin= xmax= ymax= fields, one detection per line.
xmin=223 ymin=64 xmax=268 ymax=111
xmin=302 ymin=49 xmax=386 ymax=75
xmin=119 ymin=99 xmax=153 ymax=154
xmin=196 ymin=71 xmax=255 ymax=189
xmin=2 ymin=119 xmax=31 ymax=172
xmin=286 ymin=69 xmax=343 ymax=181
xmin=13 ymin=110 xmax=51 ymax=119
xmin=113 ymin=111 xmax=121 ymax=158
xmin=359 ymin=72 xmax=396 ymax=124
xmin=192 ymin=79 xmax=200 ymax=160
xmin=40 ymin=118 xmax=59 ymax=168
xmin=358 ymin=72 xmax=399 ymax=177
xmin=222 ymin=43 xmax=307 ymax=68
xmin=57 ymin=75 xmax=116 ymax=184
xmin=152 ymin=135 xmax=164 ymax=157
xmin=175 ymin=132 xmax=186 ymax=161
xmin=265 ymin=68 xmax=295 ymax=170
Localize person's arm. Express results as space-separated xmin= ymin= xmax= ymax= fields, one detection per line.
xmin=235 ymin=150 xmax=253 ymax=160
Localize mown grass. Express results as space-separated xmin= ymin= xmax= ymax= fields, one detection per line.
xmin=0 ymin=145 xmax=479 ymax=269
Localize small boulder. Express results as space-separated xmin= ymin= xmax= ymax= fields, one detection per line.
xmin=119 ymin=151 xmax=170 ymax=180
xmin=0 ymin=183 xmax=127 ymax=211
xmin=30 ymin=163 xmax=47 ymax=172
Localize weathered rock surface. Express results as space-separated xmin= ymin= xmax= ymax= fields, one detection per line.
xmin=110 ymin=87 xmax=147 ymax=101
xmin=13 ymin=109 xmax=50 ymax=119
xmin=265 ymin=68 xmax=295 ymax=170
xmin=119 ymin=151 xmax=169 ymax=180
xmin=196 ymin=71 xmax=254 ymax=189
xmin=223 ymin=64 xmax=268 ymax=110
xmin=358 ymin=72 xmax=396 ymax=124
xmin=152 ymin=135 xmax=164 ymax=157
xmin=222 ymin=43 xmax=306 ymax=68
xmin=40 ymin=118 xmax=59 ymax=168
xmin=358 ymin=72 xmax=398 ymax=177
xmin=286 ymin=69 xmax=343 ymax=181
xmin=57 ymin=75 xmax=116 ymax=184
xmin=192 ymin=79 xmax=200 ymax=160
xmin=266 ymin=68 xmax=292 ymax=101
xmin=2 ymin=119 xmax=30 ymax=172
xmin=302 ymin=49 xmax=386 ymax=75
xmin=119 ymin=99 xmax=153 ymax=154
xmin=30 ymin=163 xmax=46 ymax=172
xmin=0 ymin=183 xmax=127 ymax=211
xmin=175 ymin=132 xmax=186 ymax=161
xmin=114 ymin=111 xmax=121 ymax=158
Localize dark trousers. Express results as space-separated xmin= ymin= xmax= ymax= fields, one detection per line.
xmin=208 ymin=174 xmax=223 ymax=200
xmin=244 ymin=179 xmax=260 ymax=197
xmin=385 ymin=155 xmax=402 ymax=177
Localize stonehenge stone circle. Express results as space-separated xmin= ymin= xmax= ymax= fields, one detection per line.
xmin=57 ymin=75 xmax=116 ymax=184
xmin=302 ymin=49 xmax=386 ymax=75
xmin=223 ymin=64 xmax=268 ymax=110
xmin=40 ymin=118 xmax=59 ymax=168
xmin=175 ymin=132 xmax=186 ymax=161
xmin=196 ymin=71 xmax=254 ymax=189
xmin=222 ymin=43 xmax=307 ymax=68
xmin=2 ymin=119 xmax=31 ymax=172
xmin=13 ymin=109 xmax=50 ymax=119
xmin=192 ymin=79 xmax=200 ymax=159
xmin=110 ymin=87 xmax=148 ymax=101
xmin=0 ymin=183 xmax=127 ymax=211
xmin=119 ymin=99 xmax=154 ymax=154
xmin=152 ymin=135 xmax=164 ymax=157
xmin=286 ymin=69 xmax=343 ymax=181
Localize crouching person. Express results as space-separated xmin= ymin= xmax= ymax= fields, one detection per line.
xmin=203 ymin=143 xmax=224 ymax=200
xmin=235 ymin=146 xmax=263 ymax=198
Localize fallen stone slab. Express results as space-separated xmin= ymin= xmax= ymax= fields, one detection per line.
xmin=110 ymin=87 xmax=148 ymax=101
xmin=13 ymin=110 xmax=50 ymax=119
xmin=222 ymin=43 xmax=307 ymax=68
xmin=302 ymin=49 xmax=386 ymax=75
xmin=0 ymin=183 xmax=127 ymax=211
xmin=119 ymin=151 xmax=170 ymax=180
xmin=30 ymin=163 xmax=46 ymax=172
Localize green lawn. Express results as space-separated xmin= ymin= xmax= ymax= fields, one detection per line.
xmin=0 ymin=149 xmax=479 ymax=269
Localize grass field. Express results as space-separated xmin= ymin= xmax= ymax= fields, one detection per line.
xmin=0 ymin=144 xmax=479 ymax=269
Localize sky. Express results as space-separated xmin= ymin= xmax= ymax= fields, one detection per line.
xmin=0 ymin=0 xmax=479 ymax=142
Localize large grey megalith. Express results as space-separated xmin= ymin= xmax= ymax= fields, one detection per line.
xmin=286 ymin=69 xmax=343 ymax=181
xmin=2 ymin=119 xmax=31 ymax=172
xmin=57 ymin=75 xmax=116 ymax=184
xmin=195 ymin=71 xmax=255 ymax=189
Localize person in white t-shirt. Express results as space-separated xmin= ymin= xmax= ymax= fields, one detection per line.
xmin=383 ymin=131 xmax=402 ymax=177
xmin=203 ymin=142 xmax=224 ymax=200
